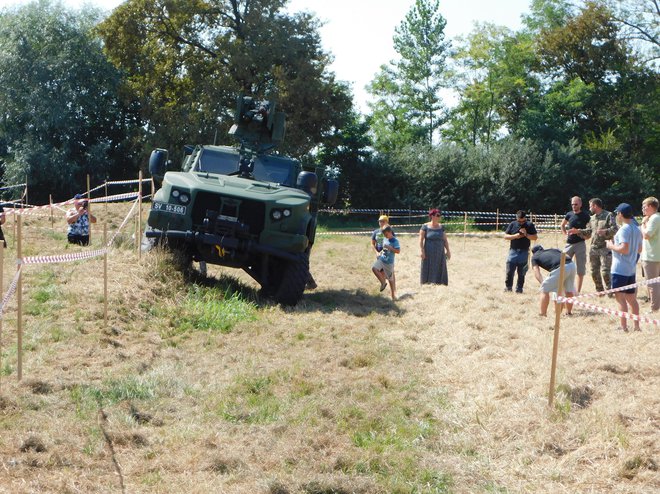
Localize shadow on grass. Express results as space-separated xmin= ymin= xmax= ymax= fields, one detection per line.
xmin=181 ymin=264 xmax=403 ymax=315
xmin=185 ymin=269 xmax=261 ymax=303
xmin=301 ymin=288 xmax=404 ymax=316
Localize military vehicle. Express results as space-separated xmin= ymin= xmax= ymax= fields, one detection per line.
xmin=146 ymin=96 xmax=338 ymax=305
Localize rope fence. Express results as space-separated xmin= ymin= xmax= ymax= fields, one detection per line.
xmin=0 ymin=174 xmax=147 ymax=385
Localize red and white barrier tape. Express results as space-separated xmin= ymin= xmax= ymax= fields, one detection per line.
xmin=4 ymin=191 xmax=140 ymax=217
xmin=573 ymin=276 xmax=660 ymax=299
xmin=0 ymin=267 xmax=22 ymax=319
xmin=105 ymin=178 xmax=151 ymax=186
xmin=555 ymin=294 xmax=660 ymax=326
xmin=107 ymin=198 xmax=140 ymax=247
xmin=0 ymin=183 xmax=27 ymax=192
xmin=21 ymin=248 xmax=108 ymax=265
xmin=15 ymin=197 xmax=139 ymax=266
xmin=90 ymin=191 xmax=140 ymax=203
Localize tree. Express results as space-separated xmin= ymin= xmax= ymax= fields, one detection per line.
xmin=367 ymin=0 xmax=449 ymax=150
xmin=446 ymin=23 xmax=511 ymax=147
xmin=594 ymin=0 xmax=660 ymax=64
xmin=0 ymin=1 xmax=135 ymax=202
xmin=97 ymin=0 xmax=353 ymax=161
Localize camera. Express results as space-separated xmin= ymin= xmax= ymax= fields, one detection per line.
xmin=80 ymin=200 xmax=88 ymax=209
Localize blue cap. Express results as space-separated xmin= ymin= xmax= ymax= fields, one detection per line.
xmin=614 ymin=203 xmax=633 ymax=218
xmin=74 ymin=193 xmax=84 ymax=199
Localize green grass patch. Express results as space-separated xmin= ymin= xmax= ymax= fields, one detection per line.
xmin=166 ymin=284 xmax=257 ymax=335
xmin=69 ymin=375 xmax=163 ymax=416
xmin=25 ymin=269 xmax=61 ymax=316
xmin=217 ymin=373 xmax=283 ymax=424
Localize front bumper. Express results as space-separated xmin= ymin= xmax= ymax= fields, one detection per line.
xmin=145 ymin=229 xmax=302 ymax=262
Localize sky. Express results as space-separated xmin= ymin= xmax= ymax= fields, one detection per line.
xmin=1 ymin=0 xmax=532 ymax=111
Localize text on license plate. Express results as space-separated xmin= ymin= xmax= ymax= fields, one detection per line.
xmin=152 ymin=202 xmax=186 ymax=215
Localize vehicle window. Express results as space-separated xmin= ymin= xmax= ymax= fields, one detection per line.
xmin=253 ymin=158 xmax=293 ymax=186
xmin=197 ymin=148 xmax=238 ymax=175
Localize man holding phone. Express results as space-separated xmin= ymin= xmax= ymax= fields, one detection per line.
xmin=66 ymin=194 xmax=96 ymax=245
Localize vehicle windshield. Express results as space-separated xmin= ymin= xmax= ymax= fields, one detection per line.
xmin=196 ymin=147 xmax=295 ymax=186
xmin=253 ymin=158 xmax=294 ymax=186
xmin=197 ymin=148 xmax=238 ymax=175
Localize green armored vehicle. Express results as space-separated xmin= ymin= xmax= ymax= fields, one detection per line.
xmin=146 ymin=96 xmax=338 ymax=305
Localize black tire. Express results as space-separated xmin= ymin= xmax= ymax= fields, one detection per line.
xmin=273 ymin=254 xmax=309 ymax=306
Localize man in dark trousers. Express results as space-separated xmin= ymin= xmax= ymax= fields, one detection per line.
xmin=531 ymin=245 xmax=576 ymax=317
xmin=560 ymin=196 xmax=591 ymax=293
xmin=503 ymin=210 xmax=538 ymax=293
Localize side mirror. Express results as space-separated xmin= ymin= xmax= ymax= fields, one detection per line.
xmin=149 ymin=148 xmax=168 ymax=182
xmin=296 ymin=171 xmax=318 ymax=196
xmin=322 ymin=179 xmax=338 ymax=206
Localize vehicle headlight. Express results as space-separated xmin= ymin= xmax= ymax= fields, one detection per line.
xmin=170 ymin=188 xmax=190 ymax=205
xmin=271 ymin=210 xmax=283 ymax=220
xmin=282 ymin=209 xmax=291 ymax=218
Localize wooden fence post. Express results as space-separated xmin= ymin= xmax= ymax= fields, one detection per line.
xmin=104 ymin=224 xmax=108 ymax=328
xmin=16 ymin=214 xmax=22 ymax=381
xmin=49 ymin=194 xmax=54 ymax=230
xmin=548 ymin=252 xmax=567 ymax=408
xmin=463 ymin=212 xmax=468 ymax=250
xmin=0 ymin=244 xmax=3 ymax=389
xmin=137 ymin=171 xmax=143 ymax=260
xmin=87 ymin=174 xmax=92 ymax=244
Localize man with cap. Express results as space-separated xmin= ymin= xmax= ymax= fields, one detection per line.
xmin=606 ymin=203 xmax=643 ymax=331
xmin=503 ymin=210 xmax=538 ymax=293
xmin=66 ymin=193 xmax=97 ymax=245
xmin=531 ymin=245 xmax=576 ymax=317
xmin=560 ymin=196 xmax=591 ymax=293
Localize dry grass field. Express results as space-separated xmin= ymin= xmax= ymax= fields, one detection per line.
xmin=0 ymin=204 xmax=658 ymax=493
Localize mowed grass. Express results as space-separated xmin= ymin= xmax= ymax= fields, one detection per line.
xmin=0 ymin=205 xmax=658 ymax=493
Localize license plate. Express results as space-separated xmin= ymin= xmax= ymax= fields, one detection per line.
xmin=152 ymin=201 xmax=186 ymax=215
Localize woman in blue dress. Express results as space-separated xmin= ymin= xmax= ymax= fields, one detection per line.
xmin=419 ymin=208 xmax=450 ymax=285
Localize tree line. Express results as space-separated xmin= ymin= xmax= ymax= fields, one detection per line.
xmin=0 ymin=0 xmax=657 ymax=212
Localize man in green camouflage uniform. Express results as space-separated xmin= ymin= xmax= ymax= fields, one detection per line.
xmin=581 ymin=198 xmax=618 ymax=292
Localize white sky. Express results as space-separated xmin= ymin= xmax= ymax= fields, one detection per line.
xmin=1 ymin=0 xmax=531 ymax=111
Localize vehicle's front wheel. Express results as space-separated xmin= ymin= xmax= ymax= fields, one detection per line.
xmin=271 ymin=254 xmax=309 ymax=306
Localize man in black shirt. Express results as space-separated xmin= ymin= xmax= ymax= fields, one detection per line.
xmin=560 ymin=196 xmax=591 ymax=293
xmin=531 ymin=245 xmax=576 ymax=316
xmin=503 ymin=210 xmax=538 ymax=293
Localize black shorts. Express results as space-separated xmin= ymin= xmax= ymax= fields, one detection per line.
xmin=68 ymin=234 xmax=90 ymax=246
xmin=611 ymin=273 xmax=636 ymax=294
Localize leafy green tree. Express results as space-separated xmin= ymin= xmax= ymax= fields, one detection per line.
xmin=97 ymin=0 xmax=353 ymax=161
xmin=446 ymin=24 xmax=510 ymax=147
xmin=367 ymin=0 xmax=449 ymax=150
xmin=316 ymin=111 xmax=375 ymax=207
xmin=0 ymin=1 xmax=135 ymax=202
